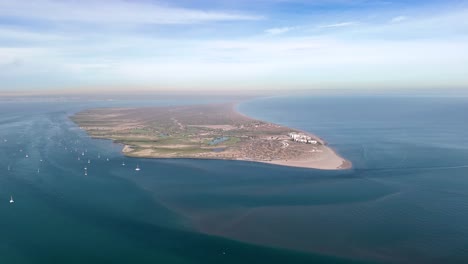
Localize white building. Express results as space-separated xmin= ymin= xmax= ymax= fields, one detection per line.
xmin=288 ymin=132 xmax=317 ymax=144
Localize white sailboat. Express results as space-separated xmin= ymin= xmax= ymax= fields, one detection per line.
xmin=9 ymin=196 xmax=14 ymax=203
xmin=122 ymin=162 xmax=125 ymax=166
xmin=88 ymin=159 xmax=91 ymax=164
xmin=135 ymin=164 xmax=141 ymax=171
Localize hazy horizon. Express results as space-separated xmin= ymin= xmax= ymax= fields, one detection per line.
xmin=2 ymin=88 xmax=468 ymax=103
xmin=1 ymin=0 xmax=468 ymax=93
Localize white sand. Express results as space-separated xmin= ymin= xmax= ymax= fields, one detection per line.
xmin=260 ymin=146 xmax=351 ymax=170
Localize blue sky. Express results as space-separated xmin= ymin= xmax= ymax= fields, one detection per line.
xmin=1 ymin=0 xmax=467 ymax=93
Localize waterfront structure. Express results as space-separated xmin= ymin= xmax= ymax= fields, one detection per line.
xmin=288 ymin=132 xmax=318 ymax=144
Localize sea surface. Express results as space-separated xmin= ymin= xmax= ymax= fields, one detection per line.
xmin=0 ymin=95 xmax=467 ymax=263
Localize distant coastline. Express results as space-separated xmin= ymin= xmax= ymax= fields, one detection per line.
xmin=72 ymin=103 xmax=351 ymax=170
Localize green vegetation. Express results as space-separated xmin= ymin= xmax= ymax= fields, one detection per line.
xmin=225 ymin=137 xmax=240 ymax=145
xmin=71 ymin=103 xmax=323 ymax=163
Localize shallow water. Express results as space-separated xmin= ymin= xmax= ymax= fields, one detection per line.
xmin=0 ymin=99 xmax=357 ymax=264
xmin=238 ymin=96 xmax=468 ymax=263
xmin=0 ymin=95 xmax=467 ymax=263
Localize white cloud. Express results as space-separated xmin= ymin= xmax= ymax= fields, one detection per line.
xmin=390 ymin=16 xmax=408 ymax=23
xmin=0 ymin=47 xmax=47 ymax=65
xmin=0 ymin=0 xmax=263 ymax=24
xmin=2 ymin=34 xmax=468 ymax=90
xmin=1 ymin=4 xmax=468 ymax=90
xmin=318 ymin=21 xmax=358 ymax=28
xmin=265 ymin=26 xmax=296 ymax=35
xmin=0 ymin=27 xmax=69 ymax=42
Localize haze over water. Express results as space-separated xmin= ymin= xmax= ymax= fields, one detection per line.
xmin=1 ymin=95 xmax=468 ymax=263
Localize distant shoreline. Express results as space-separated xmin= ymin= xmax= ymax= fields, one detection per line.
xmin=72 ymin=102 xmax=352 ymax=170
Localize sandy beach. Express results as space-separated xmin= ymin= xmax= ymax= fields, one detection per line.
xmin=260 ymin=146 xmax=351 ymax=170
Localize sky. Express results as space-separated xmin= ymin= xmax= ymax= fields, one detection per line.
xmin=1 ymin=0 xmax=468 ymax=94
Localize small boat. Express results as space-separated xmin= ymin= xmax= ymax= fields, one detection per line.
xmin=7 ymin=165 xmax=10 ymax=171
xmin=84 ymin=167 xmax=87 ymax=170
xmin=135 ymin=165 xmax=141 ymax=171
xmin=82 ymin=152 xmax=85 ymax=156
xmin=9 ymin=196 xmax=14 ymax=203
xmin=25 ymin=154 xmax=29 ymax=158
xmin=122 ymin=162 xmax=125 ymax=166
xmin=106 ymin=158 xmax=109 ymax=161
xmin=88 ymin=159 xmax=91 ymax=164
xmin=84 ymin=171 xmax=88 ymax=176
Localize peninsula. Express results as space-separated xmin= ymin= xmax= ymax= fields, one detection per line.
xmin=71 ymin=103 xmax=351 ymax=170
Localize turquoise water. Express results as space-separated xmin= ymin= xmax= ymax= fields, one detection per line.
xmin=0 ymin=95 xmax=467 ymax=263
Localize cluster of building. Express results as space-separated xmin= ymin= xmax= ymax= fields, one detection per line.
xmin=288 ymin=132 xmax=318 ymax=144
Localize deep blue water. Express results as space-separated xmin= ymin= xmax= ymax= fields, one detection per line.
xmin=0 ymin=95 xmax=467 ymax=263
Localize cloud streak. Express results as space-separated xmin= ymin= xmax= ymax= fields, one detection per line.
xmin=0 ymin=0 xmax=467 ymax=91
xmin=318 ymin=21 xmax=358 ymax=28
xmin=0 ymin=0 xmax=263 ymax=24
xmin=265 ymin=26 xmax=296 ymax=35
xmin=390 ymin=16 xmax=408 ymax=23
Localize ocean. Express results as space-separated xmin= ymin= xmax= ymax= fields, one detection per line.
xmin=0 ymin=95 xmax=467 ymax=263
